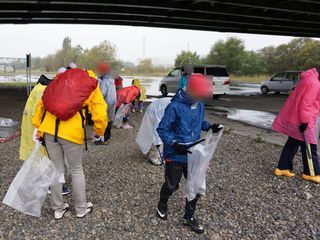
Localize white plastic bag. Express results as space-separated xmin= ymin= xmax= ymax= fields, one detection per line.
xmin=113 ymin=104 xmax=130 ymax=128
xmin=136 ymin=98 xmax=171 ymax=154
xmin=186 ymin=129 xmax=223 ymax=201
xmin=3 ymin=142 xmax=56 ymax=217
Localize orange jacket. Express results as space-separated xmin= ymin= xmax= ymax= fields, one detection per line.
xmin=116 ymin=85 xmax=140 ymax=108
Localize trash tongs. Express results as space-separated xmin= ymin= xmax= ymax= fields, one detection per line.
xmin=156 ymin=138 xmax=205 ymax=169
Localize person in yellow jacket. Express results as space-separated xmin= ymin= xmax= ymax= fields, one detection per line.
xmin=32 ymin=69 xmax=108 ymax=220
xmin=19 ymin=69 xmax=72 ymax=195
xmin=132 ymin=79 xmax=147 ymax=113
xmin=19 ymin=75 xmax=52 ymax=160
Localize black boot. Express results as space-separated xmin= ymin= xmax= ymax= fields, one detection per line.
xmin=182 ymin=217 xmax=205 ymax=234
xmin=183 ymin=195 xmax=204 ymax=234
xmin=157 ymin=201 xmax=168 ymax=220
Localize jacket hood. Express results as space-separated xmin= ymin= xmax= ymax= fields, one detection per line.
xmin=171 ymin=89 xmax=194 ymax=105
xmin=300 ymin=68 xmax=319 ymax=83
xmin=37 ymin=75 xmax=52 ymax=86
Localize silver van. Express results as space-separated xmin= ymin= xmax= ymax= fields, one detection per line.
xmin=159 ymin=64 xmax=230 ymax=97
xmin=260 ymin=71 xmax=301 ymax=94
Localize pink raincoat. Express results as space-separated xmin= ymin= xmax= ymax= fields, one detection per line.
xmin=272 ymin=68 xmax=320 ymax=144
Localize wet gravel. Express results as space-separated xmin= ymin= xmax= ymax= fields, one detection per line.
xmin=1 ymin=87 xmax=320 ymax=239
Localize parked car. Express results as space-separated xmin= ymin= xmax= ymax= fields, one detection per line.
xmin=159 ymin=64 xmax=230 ymax=97
xmin=261 ymin=71 xmax=301 ymax=94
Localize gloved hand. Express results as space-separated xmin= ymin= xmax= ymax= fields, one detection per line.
xmin=172 ymin=142 xmax=192 ymax=155
xmin=32 ymin=128 xmax=40 ymax=142
xmin=210 ymin=124 xmax=223 ymax=133
xmin=299 ymin=123 xmax=308 ymax=133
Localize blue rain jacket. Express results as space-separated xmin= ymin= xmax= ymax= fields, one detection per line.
xmin=157 ymin=90 xmax=211 ymax=163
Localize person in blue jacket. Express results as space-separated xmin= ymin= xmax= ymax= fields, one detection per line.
xmin=156 ymin=73 xmax=223 ymax=234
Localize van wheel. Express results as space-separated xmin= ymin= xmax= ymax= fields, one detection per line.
xmin=213 ymin=95 xmax=221 ymax=99
xmin=261 ymin=86 xmax=268 ymax=94
xmin=160 ymin=85 xmax=168 ymax=96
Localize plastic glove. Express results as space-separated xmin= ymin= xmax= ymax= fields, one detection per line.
xmin=210 ymin=124 xmax=224 ymax=133
xmin=299 ymin=123 xmax=308 ymax=133
xmin=32 ymin=128 xmax=40 ymax=142
xmin=172 ymin=142 xmax=192 ymax=155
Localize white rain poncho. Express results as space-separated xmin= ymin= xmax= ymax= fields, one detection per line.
xmin=3 ymin=142 xmax=56 ymax=217
xmin=186 ymin=129 xmax=223 ymax=201
xmin=136 ymin=98 xmax=171 ymax=154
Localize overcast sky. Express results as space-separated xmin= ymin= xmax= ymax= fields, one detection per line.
xmin=0 ymin=24 xmax=297 ymax=65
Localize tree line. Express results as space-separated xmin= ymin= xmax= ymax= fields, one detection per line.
xmin=30 ymin=37 xmax=171 ymax=75
xmin=29 ymin=36 xmax=320 ymax=76
xmin=175 ymin=37 xmax=320 ymax=76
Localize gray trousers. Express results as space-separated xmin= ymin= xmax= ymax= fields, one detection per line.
xmin=45 ymin=134 xmax=87 ymax=214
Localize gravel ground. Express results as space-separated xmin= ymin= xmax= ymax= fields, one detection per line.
xmin=1 ymin=87 xmax=320 ymax=239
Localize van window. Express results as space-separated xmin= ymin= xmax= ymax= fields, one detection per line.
xmin=272 ymin=73 xmax=286 ymax=81
xmin=286 ymin=72 xmax=300 ymax=82
xmin=194 ymin=67 xmax=205 ymax=74
xmin=168 ymin=69 xmax=180 ymax=77
xmin=206 ymin=67 xmax=228 ymax=77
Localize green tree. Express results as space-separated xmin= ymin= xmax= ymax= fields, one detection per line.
xmin=237 ymin=51 xmax=267 ymax=76
xmin=137 ymin=58 xmax=153 ymax=74
xmin=62 ymin=37 xmax=72 ymax=51
xmin=78 ymin=40 xmax=118 ymax=70
xmin=207 ymin=37 xmax=245 ymax=74
xmin=174 ymin=50 xmax=201 ymax=67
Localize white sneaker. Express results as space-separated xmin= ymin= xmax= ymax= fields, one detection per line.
xmin=132 ymin=109 xmax=136 ymax=113
xmin=76 ymin=202 xmax=93 ymax=218
xmin=122 ymin=124 xmax=133 ymax=129
xmin=54 ymin=203 xmax=70 ymax=220
xmin=149 ymin=158 xmax=162 ymax=166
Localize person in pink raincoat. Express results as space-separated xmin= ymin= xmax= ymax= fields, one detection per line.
xmin=272 ymin=68 xmax=320 ymax=183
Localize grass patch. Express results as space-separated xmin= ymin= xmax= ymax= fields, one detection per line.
xmin=224 ymin=128 xmax=234 ymax=134
xmin=230 ymin=74 xmax=270 ymax=83
xmin=253 ymin=136 xmax=266 ymax=143
xmin=0 ymin=82 xmax=35 ymax=87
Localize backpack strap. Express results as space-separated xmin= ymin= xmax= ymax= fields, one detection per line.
xmin=40 ymin=110 xmax=47 ymax=123
xmin=79 ymin=107 xmax=88 ymax=151
xmin=54 ymin=118 xmax=60 ymax=142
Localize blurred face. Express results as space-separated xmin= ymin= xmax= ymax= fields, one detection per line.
xmin=186 ymin=88 xmax=203 ymax=101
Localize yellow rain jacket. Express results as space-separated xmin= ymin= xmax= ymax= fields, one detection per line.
xmin=19 ymin=83 xmax=47 ymax=160
xmin=33 ymin=74 xmax=108 ymax=145
xmin=132 ymin=79 xmax=147 ymax=101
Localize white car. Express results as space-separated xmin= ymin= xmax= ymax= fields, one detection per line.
xmin=261 ymin=71 xmax=301 ymax=94
xmin=159 ymin=64 xmax=230 ymax=97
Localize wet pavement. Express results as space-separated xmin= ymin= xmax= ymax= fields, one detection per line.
xmin=1 ymin=75 xmax=282 ymax=130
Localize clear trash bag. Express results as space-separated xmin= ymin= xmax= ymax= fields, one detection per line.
xmin=186 ymin=129 xmax=223 ymax=201
xmin=113 ymin=104 xmax=130 ymax=128
xmin=2 ymin=142 xmax=56 ymax=217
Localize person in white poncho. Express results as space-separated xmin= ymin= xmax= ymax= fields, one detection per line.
xmin=136 ymin=97 xmax=171 ymax=165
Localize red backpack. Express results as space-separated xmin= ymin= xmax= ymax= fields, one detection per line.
xmin=42 ymin=68 xmax=97 ymax=121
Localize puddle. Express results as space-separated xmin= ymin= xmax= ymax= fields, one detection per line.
xmin=0 ymin=75 xmax=262 ymax=99
xmin=229 ymin=83 xmax=261 ymax=96
xmin=212 ymin=107 xmax=276 ymax=129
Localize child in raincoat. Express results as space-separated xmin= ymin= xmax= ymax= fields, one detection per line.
xmin=114 ymin=74 xmax=123 ymax=91
xmin=272 ymin=68 xmax=320 ymax=184
xmin=115 ymin=85 xmax=141 ymax=129
xmin=156 ymin=73 xmax=223 ymax=234
xmin=95 ymin=62 xmax=116 ymax=144
xmin=132 ymin=79 xmax=147 ymax=113
xmin=19 ymin=75 xmax=52 ymax=160
xmin=136 ymin=97 xmax=171 ymax=165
